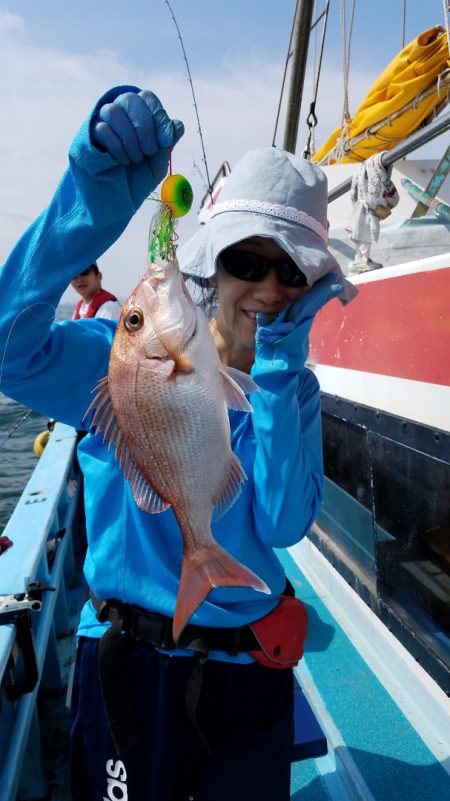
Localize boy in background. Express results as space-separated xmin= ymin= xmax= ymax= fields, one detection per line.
xmin=71 ymin=262 xmax=121 ymax=320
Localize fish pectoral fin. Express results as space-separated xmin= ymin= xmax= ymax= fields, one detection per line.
xmin=220 ymin=366 xmax=259 ymax=394
xmin=218 ymin=367 xmax=258 ymax=412
xmin=212 ymin=452 xmax=247 ymax=521
xmin=127 ymin=459 xmax=171 ymax=514
xmin=173 ymin=543 xmax=270 ymax=643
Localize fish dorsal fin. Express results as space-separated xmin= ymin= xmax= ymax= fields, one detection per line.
xmin=218 ymin=367 xmax=258 ymax=412
xmin=83 ymin=377 xmax=170 ymax=515
xmin=213 ymin=452 xmax=247 ymax=521
xmin=83 ymin=376 xmax=117 ymax=438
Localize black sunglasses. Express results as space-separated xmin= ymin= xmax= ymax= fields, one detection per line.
xmin=220 ymin=249 xmax=307 ymax=288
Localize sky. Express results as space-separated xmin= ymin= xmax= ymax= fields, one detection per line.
xmin=0 ymin=0 xmax=448 ymax=302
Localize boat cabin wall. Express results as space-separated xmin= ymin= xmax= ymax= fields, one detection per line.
xmin=311 ymin=395 xmax=450 ymax=693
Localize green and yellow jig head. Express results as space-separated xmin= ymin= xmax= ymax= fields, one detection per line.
xmin=148 ymin=154 xmax=193 ymax=263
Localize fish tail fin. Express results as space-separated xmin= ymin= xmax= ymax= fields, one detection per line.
xmin=173 ymin=544 xmax=270 ymax=643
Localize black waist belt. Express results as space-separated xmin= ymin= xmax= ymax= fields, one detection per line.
xmin=90 ymin=592 xmax=265 ymax=755
xmin=91 ymin=593 xmax=261 ymax=654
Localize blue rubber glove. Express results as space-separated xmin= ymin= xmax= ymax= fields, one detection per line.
xmin=92 ymin=89 xmax=184 ymax=183
xmin=256 ymin=273 xmax=343 ymax=369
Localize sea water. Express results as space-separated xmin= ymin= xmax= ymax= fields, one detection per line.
xmin=0 ymin=304 xmax=73 ymax=534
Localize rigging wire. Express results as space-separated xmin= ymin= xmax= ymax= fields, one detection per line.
xmin=164 ymin=0 xmax=213 ymax=201
xmin=333 ymin=0 xmax=356 ymax=162
xmin=312 ymin=1 xmax=320 ymax=93
xmin=443 ymin=0 xmax=450 ymax=56
xmin=302 ymin=0 xmax=330 ymax=159
xmin=272 ymin=0 xmax=300 ymax=147
xmin=402 ymin=0 xmax=407 ymax=49
xmin=0 ymin=408 xmax=33 ymax=449
xmin=340 ymin=0 xmax=356 ymax=125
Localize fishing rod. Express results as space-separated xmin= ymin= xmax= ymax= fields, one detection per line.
xmin=164 ymin=0 xmax=213 ymax=202
xmin=0 ymin=408 xmax=33 ymax=449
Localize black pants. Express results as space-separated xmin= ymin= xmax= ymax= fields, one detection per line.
xmin=70 ymin=636 xmax=294 ymax=801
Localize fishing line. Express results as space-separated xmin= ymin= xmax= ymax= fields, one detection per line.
xmin=0 ymin=301 xmax=56 ymax=390
xmin=164 ymin=0 xmax=213 ymax=202
xmin=0 ymin=408 xmax=33 ymax=449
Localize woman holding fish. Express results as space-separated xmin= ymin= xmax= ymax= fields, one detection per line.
xmin=0 ymin=87 xmax=354 ymax=800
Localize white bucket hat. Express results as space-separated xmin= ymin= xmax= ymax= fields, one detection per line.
xmin=178 ymin=147 xmax=357 ymax=304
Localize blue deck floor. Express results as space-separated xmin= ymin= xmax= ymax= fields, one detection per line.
xmin=278 ymin=548 xmax=450 ymax=801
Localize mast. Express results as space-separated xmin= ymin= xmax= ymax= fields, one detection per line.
xmin=283 ymin=0 xmax=315 ymax=154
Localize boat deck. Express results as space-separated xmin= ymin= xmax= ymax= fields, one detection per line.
xmin=1 ymin=424 xmax=449 ymax=800
xmin=281 ymin=546 xmax=450 ymax=801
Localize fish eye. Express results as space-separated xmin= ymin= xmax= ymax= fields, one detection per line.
xmin=124 ymin=307 xmax=144 ymax=331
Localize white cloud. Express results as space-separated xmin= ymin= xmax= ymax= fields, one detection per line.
xmin=0 ymin=12 xmax=411 ymax=305
xmin=0 ymin=10 xmax=24 ymax=33
xmin=0 ymin=18 xmax=294 ymax=301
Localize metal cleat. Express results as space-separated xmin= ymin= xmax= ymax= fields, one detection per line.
xmin=0 ymin=582 xmax=55 ymax=700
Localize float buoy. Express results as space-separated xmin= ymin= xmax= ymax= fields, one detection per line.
xmin=33 ymin=419 xmax=56 ymax=457
xmin=34 ymin=430 xmax=50 ymax=457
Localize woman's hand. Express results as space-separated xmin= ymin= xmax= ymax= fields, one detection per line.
xmin=256 ymin=273 xmax=343 ymax=368
xmin=92 ymin=89 xmax=184 ymax=184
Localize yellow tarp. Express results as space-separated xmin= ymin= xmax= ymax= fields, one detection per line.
xmin=312 ymin=26 xmax=450 ymax=164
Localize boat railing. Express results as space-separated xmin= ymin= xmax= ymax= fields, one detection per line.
xmin=0 ymin=422 xmax=82 ymax=801
xmin=328 ymin=109 xmax=450 ymax=202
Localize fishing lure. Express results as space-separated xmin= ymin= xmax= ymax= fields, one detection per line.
xmin=148 ymin=166 xmax=193 ymax=263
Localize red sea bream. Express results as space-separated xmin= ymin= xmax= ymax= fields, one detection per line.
xmin=86 ymin=257 xmax=269 ymax=641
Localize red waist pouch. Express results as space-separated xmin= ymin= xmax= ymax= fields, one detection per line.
xmin=249 ymin=595 xmax=308 ymax=669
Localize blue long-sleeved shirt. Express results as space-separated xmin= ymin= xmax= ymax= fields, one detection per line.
xmin=0 ymin=87 xmax=323 ymax=662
